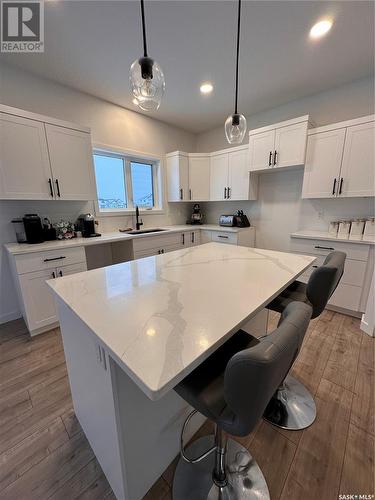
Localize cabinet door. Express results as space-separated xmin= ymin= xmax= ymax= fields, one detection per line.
xmin=166 ymin=154 xmax=189 ymax=201
xmin=0 ymin=113 xmax=53 ymax=200
xmin=188 ymin=156 xmax=210 ymax=201
xmin=248 ymin=130 xmax=275 ymax=172
xmin=45 ymin=124 xmax=95 ymax=201
xmin=56 ymin=262 xmax=87 ymax=278
xmin=19 ymin=269 xmax=58 ymax=332
xmin=339 ymin=121 xmax=375 ymax=197
xmin=210 ymin=153 xmax=228 ymax=201
xmin=274 ymin=121 xmax=308 ymax=168
xmin=228 ymin=149 xmax=250 ymax=200
xmin=302 ymin=129 xmax=346 ymax=199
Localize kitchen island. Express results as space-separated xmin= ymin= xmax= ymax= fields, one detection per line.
xmin=48 ymin=243 xmax=315 ymax=500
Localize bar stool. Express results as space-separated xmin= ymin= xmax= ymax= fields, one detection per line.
xmin=173 ymin=302 xmax=312 ymax=500
xmin=264 ymin=250 xmax=346 ymax=431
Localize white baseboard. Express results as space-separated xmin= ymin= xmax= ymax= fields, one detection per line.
xmin=0 ymin=310 xmax=22 ymax=325
xmin=360 ymin=316 xmax=374 ymax=337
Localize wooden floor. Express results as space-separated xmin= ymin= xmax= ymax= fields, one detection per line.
xmin=0 ymin=310 xmax=373 ymax=500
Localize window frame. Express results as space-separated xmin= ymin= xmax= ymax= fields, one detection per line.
xmin=92 ymin=144 xmax=164 ymax=216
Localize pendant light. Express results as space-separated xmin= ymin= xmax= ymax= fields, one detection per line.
xmin=130 ymin=0 xmax=165 ymax=111
xmin=225 ymin=0 xmax=247 ymax=144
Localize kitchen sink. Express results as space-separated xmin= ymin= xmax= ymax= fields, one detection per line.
xmin=126 ymin=228 xmax=167 ymax=235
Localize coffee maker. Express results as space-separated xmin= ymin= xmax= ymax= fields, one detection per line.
xmin=187 ymin=204 xmax=203 ymax=225
xmin=23 ymin=214 xmax=45 ymax=244
xmin=76 ymin=214 xmax=101 ymax=238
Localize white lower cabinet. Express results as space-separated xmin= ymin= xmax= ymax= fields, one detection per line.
xmin=9 ymin=247 xmax=87 ymax=336
xmin=290 ymin=236 xmax=371 ymax=314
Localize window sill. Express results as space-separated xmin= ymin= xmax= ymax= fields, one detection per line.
xmin=96 ymin=208 xmax=165 ymax=217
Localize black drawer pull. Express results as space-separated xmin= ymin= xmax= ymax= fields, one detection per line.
xmin=182 ymin=233 xmax=185 ymax=245
xmin=314 ymin=245 xmax=334 ymax=251
xmin=59 ymin=270 xmax=63 ymax=277
xmin=312 ymin=265 xmax=318 ymax=268
xmin=51 ymin=271 xmax=56 ymax=279
xmin=44 ymin=256 xmax=66 ymax=262
xmin=55 ymin=179 xmax=61 ymax=197
xmin=339 ymin=177 xmax=343 ymax=195
xmin=218 ymin=235 xmax=229 ymax=239
xmin=48 ymin=178 xmax=54 ymax=197
xmin=268 ymin=151 xmax=272 ymax=166
xmin=332 ymin=178 xmax=337 ymax=195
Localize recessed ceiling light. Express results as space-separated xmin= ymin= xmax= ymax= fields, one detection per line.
xmin=310 ymin=19 xmax=333 ymax=39
xmin=200 ymin=82 xmax=213 ymax=95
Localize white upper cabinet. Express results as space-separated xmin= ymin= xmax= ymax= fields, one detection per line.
xmin=249 ymin=116 xmax=310 ymax=172
xmin=302 ymin=129 xmax=346 ymax=199
xmin=210 ymin=153 xmax=228 ymax=201
xmin=248 ymin=130 xmax=275 ymax=172
xmin=188 ymin=155 xmax=210 ymax=201
xmin=339 ymin=121 xmax=375 ymax=197
xmin=0 ymin=105 xmax=95 ymax=201
xmin=166 ymin=152 xmax=189 ymax=201
xmin=45 ymin=124 xmax=95 ymax=201
xmin=302 ymin=115 xmax=374 ymax=199
xmin=273 ymin=121 xmax=308 ymax=169
xmin=0 ymin=113 xmax=53 ymax=200
xmin=228 ymin=148 xmax=254 ymax=200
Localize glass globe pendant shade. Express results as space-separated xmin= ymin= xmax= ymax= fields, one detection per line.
xmin=225 ymin=113 xmax=247 ymax=144
xmin=130 ymin=56 xmax=165 ymax=111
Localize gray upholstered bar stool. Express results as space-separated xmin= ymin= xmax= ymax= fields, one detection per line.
xmin=173 ymin=302 xmax=312 ymax=500
xmin=264 ymin=250 xmax=346 ymax=431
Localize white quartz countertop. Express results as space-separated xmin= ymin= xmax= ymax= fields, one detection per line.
xmin=48 ymin=242 xmax=315 ymax=400
xmin=291 ymin=230 xmax=375 ymax=245
xmin=4 ymin=224 xmax=251 ymax=255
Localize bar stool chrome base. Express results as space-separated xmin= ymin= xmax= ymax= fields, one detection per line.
xmin=263 ymin=374 xmax=316 ymax=430
xmin=173 ymin=435 xmax=270 ymax=500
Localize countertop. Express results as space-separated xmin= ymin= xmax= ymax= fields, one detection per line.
xmin=4 ymin=224 xmax=253 ymax=256
xmin=291 ymin=230 xmax=375 ymax=245
xmin=48 ymin=242 xmax=314 ymax=400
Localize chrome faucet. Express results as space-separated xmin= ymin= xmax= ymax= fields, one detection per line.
xmin=135 ymin=206 xmax=143 ymax=231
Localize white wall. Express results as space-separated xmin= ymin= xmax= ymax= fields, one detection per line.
xmin=0 ymin=63 xmax=196 ymax=323
xmin=197 ymin=76 xmax=375 ymax=250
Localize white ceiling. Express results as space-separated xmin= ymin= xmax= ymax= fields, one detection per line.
xmin=1 ymin=1 xmax=374 ymax=133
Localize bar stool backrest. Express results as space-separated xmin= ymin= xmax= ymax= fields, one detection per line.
xmin=223 ymin=302 xmax=312 ymax=436
xmin=306 ymin=251 xmax=346 ymax=318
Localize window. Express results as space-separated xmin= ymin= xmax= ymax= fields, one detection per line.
xmin=93 ymin=150 xmax=161 ymax=213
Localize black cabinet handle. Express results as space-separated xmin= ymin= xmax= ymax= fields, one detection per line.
xmin=312 ymin=265 xmax=318 ymax=268
xmin=55 ymin=179 xmax=61 ymax=197
xmin=44 ymin=256 xmax=66 ymax=262
xmin=332 ymin=178 xmax=337 ymax=196
xmin=227 ymin=187 xmax=231 ymax=199
xmin=273 ymin=150 xmax=277 ymax=165
xmin=189 ymin=189 xmax=192 ymax=200
xmin=48 ymin=178 xmax=54 ymax=197
xmin=339 ymin=178 xmax=343 ymax=195
xmin=314 ymin=245 xmax=335 ymax=251
xmin=224 ymin=187 xmax=227 ymax=199
xmin=179 ymin=188 xmax=183 ymax=200
xmin=192 ymin=232 xmax=195 ymax=243
xmin=218 ymin=235 xmax=229 ymax=239
xmin=161 ymin=249 xmax=164 ymax=254
xmin=59 ymin=270 xmax=63 ymax=277
xmin=268 ymin=151 xmax=273 ymax=166
xmin=182 ymin=233 xmax=185 ymax=245
xmin=51 ymin=271 xmax=56 ymax=279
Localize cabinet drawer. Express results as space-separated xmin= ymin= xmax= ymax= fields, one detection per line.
xmin=290 ymin=238 xmax=370 ymax=261
xmin=300 ymin=257 xmax=367 ymax=287
xmin=132 ymin=232 xmax=182 ymax=252
xmin=210 ymin=231 xmax=238 ymax=245
xmin=15 ymin=246 xmax=86 ymax=274
xmin=328 ymin=283 xmax=362 ymax=312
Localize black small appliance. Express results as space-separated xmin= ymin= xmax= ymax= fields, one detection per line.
xmin=23 ymin=214 xmax=45 ymax=244
xmin=234 ymin=210 xmax=250 ymax=228
xmin=76 ymin=214 xmax=101 ymax=238
xmin=219 ymin=215 xmax=236 ymax=227
xmin=187 ymin=204 xmax=203 ymax=225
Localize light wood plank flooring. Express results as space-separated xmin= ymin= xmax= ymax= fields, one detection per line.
xmin=0 ymin=310 xmax=373 ymax=499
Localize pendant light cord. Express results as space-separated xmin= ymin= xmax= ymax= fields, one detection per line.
xmin=140 ymin=0 xmax=148 ymax=57
xmin=234 ymin=0 xmax=242 ymax=114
